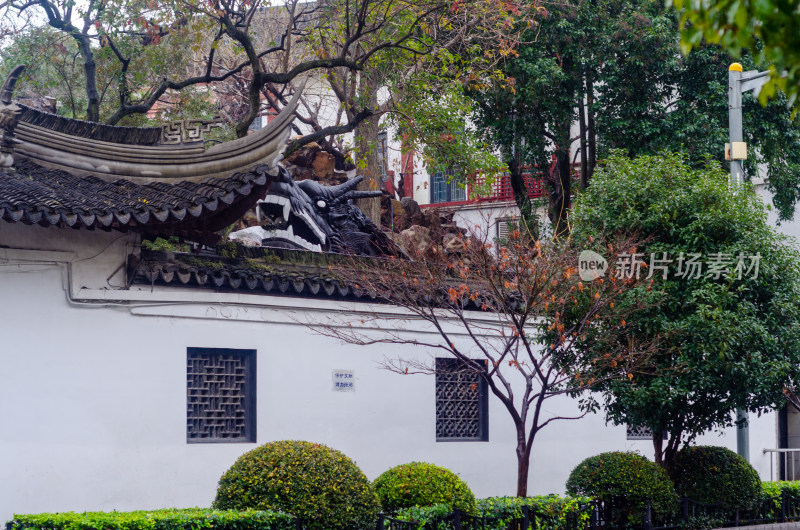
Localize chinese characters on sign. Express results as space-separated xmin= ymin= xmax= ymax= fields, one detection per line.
xmin=332 ymin=370 xmax=355 ymax=392
xmin=613 ymin=252 xmax=760 ymax=280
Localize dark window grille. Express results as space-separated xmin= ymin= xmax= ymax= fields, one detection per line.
xmin=435 ymin=358 xmax=488 ymax=441
xmin=187 ymin=347 xmax=256 ymax=443
xmin=626 ymin=424 xmax=667 ymax=440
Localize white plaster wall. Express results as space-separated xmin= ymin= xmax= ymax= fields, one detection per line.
xmin=412 ymin=166 xmax=434 ymax=205
xmin=757 ymin=181 xmax=800 ymax=242
xmin=416 ymin=202 xmax=551 ymax=243
xmin=450 ymin=203 xmax=520 ymax=235
xmin=0 ymin=257 xmax=629 ymax=524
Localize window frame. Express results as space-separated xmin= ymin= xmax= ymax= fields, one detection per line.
xmin=435 ymin=357 xmax=489 ymax=442
xmin=430 ymin=170 xmax=466 ymax=204
xmin=495 ymin=217 xmax=519 ymax=242
xmin=186 ymin=347 xmax=257 ymax=444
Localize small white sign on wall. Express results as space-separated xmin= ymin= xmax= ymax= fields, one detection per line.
xmin=332 ymin=370 xmax=355 ymax=392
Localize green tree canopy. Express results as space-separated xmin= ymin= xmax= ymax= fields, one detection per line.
xmin=468 ymin=0 xmax=800 ymax=226
xmin=671 ymin=0 xmax=800 ymax=109
xmin=600 ymin=44 xmax=800 ymax=222
xmin=569 ymin=152 xmax=800 ymax=468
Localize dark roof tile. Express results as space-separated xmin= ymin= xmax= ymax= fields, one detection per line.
xmin=131 ymin=248 xmax=368 ymax=302
xmin=0 ymin=158 xmax=273 ymax=238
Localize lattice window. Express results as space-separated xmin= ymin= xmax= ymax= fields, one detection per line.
xmin=436 ymin=358 xmax=488 ymax=441
xmin=187 ymin=348 xmax=256 ymax=443
xmin=626 ymin=424 xmax=667 ymax=440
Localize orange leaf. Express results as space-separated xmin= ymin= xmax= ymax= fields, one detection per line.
xmin=448 ymin=287 xmax=458 ymax=303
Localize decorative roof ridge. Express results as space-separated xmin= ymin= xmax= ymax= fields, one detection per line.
xmin=0 ymin=65 xmax=304 ymax=183
xmin=17 ymin=104 xmax=163 ymax=146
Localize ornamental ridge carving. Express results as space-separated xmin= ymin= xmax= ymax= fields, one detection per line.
xmin=162 ymin=119 xmax=224 ymax=145
xmin=0 ymin=65 xmax=25 ymax=167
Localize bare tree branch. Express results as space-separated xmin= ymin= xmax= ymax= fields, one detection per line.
xmin=307 ymin=222 xmax=660 ymax=495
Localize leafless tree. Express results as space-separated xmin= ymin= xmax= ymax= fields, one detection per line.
xmin=313 ymin=223 xmax=660 ymax=496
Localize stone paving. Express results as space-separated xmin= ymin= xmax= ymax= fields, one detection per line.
xmin=726 ymin=521 xmax=800 ymax=530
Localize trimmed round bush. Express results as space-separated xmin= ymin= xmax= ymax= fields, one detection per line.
xmin=566 ymin=452 xmax=677 ymax=522
xmin=670 ymin=445 xmax=762 ymax=512
xmin=372 ymin=462 xmax=476 ymax=514
xmin=213 ymin=440 xmax=381 ymax=530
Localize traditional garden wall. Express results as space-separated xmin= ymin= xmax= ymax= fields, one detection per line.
xmin=0 ymin=221 xmax=776 ymax=524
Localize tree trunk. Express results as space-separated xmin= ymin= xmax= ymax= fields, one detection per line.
xmin=547 ymin=55 xmax=576 ymax=235
xmin=516 ymin=448 xmax=530 ymax=497
xmin=654 ymin=429 xmax=682 ymax=473
xmin=230 ymin=27 xmax=264 ymax=138
xmin=578 ymin=74 xmax=589 ymax=191
xmin=653 ymin=431 xmax=664 ymax=466
xmin=508 ymin=144 xmax=536 ymax=237
xmin=586 ymin=73 xmax=596 ymax=180
xmin=515 ymin=430 xmax=535 ymax=497
xmin=74 ymin=33 xmax=100 ymax=122
xmin=353 ymin=72 xmax=382 ymax=224
xmin=548 ymin=143 xmax=571 ymax=236
xmin=662 ymin=433 xmax=681 ymax=473
xmin=354 ymin=113 xmax=381 ymax=223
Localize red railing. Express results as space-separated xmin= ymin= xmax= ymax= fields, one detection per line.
xmin=420 ymin=162 xmax=558 ymax=208
xmin=473 ymin=170 xmax=547 ymax=202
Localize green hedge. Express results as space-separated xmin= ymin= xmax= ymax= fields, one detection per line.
xmin=392 ymin=504 xmax=452 ymax=530
xmin=5 ymin=508 xmax=297 ymax=530
xmin=213 ymin=440 xmax=380 ymax=530
xmin=393 ymin=496 xmax=592 ymax=530
xmin=373 ymin=462 xmax=476 ymax=514
xmin=478 ymin=496 xmax=593 ymax=530
xmin=759 ymin=481 xmax=800 ymax=520
xmin=566 ymin=452 xmax=677 ymax=522
xmin=670 ymin=446 xmax=761 ymax=512
xmin=762 ymin=481 xmax=800 ymax=499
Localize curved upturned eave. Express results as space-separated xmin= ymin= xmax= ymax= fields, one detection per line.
xmin=13 ymin=80 xmax=305 ymax=185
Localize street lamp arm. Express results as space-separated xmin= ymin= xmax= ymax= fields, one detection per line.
xmin=740 ymin=71 xmax=770 ymax=94
xmin=741 ymin=70 xmax=770 ymax=81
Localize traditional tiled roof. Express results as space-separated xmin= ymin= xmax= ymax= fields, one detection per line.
xmin=0 ymin=65 xmax=302 ymax=244
xmin=0 ymin=158 xmax=272 ymax=243
xmin=130 ymin=246 xmax=488 ymax=307
xmin=130 ymin=247 xmax=379 ymax=301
